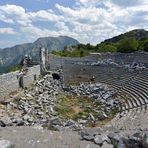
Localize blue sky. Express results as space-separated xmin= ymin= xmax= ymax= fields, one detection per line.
xmin=0 ymin=0 xmax=148 ymax=48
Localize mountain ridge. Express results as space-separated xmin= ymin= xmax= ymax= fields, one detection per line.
xmin=102 ymin=29 xmax=148 ymax=44
xmin=0 ymin=36 xmax=79 ymax=74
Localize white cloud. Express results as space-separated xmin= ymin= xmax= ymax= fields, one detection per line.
xmin=28 ymin=10 xmax=63 ymax=22
xmin=111 ymin=0 xmax=148 ymax=7
xmin=55 ymin=22 xmax=69 ymax=31
xmin=0 ymin=4 xmax=63 ymax=26
xmin=20 ymin=24 xmax=78 ymax=41
xmin=0 ymin=1 xmax=148 ymax=47
xmin=76 ymin=0 xmax=148 ymax=7
xmin=21 ymin=25 xmax=59 ymax=39
xmin=0 ymin=4 xmax=31 ymax=26
xmin=56 ymin=1 xmax=148 ymax=44
xmin=0 ymin=28 xmax=18 ymax=35
xmin=76 ymin=0 xmax=103 ymax=7
xmin=56 ymin=4 xmax=107 ymax=24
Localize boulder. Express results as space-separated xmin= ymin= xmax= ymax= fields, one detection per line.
xmin=0 ymin=116 xmax=13 ymax=126
xmin=94 ymin=134 xmax=110 ymax=146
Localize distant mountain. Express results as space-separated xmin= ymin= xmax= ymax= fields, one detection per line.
xmin=102 ymin=29 xmax=148 ymax=44
xmin=0 ymin=36 xmax=79 ymax=74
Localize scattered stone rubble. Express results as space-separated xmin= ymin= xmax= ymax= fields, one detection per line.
xmin=0 ymin=74 xmax=120 ymax=131
xmin=125 ymin=62 xmax=146 ymax=71
xmin=90 ymin=59 xmax=147 ymax=72
xmin=91 ymin=59 xmax=119 ymax=66
xmin=0 ymin=74 xmax=62 ymax=129
xmin=68 ymin=83 xmax=120 ymax=111
xmin=80 ymin=128 xmax=148 ymax=148
xmin=1 ymin=73 xmax=147 ymax=147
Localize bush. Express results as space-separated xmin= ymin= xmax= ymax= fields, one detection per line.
xmin=118 ymin=37 xmax=139 ymax=53
xmin=8 ymin=65 xmax=22 ymax=72
xmin=96 ymin=44 xmax=117 ymax=52
xmin=142 ymin=40 xmax=148 ymax=52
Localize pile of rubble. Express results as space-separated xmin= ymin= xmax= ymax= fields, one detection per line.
xmin=125 ymin=62 xmax=146 ymax=71
xmin=80 ymin=128 xmax=148 ymax=148
xmin=0 ymin=74 xmax=120 ymax=131
xmin=0 ymin=75 xmax=61 ymax=128
xmin=69 ymin=83 xmax=120 ymax=111
xmin=91 ymin=59 xmax=119 ymax=66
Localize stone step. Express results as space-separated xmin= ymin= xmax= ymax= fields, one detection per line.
xmin=122 ymin=86 xmax=148 ymax=105
xmin=127 ymin=82 xmax=148 ymax=98
xmin=135 ymin=77 xmax=148 ymax=85
xmin=117 ymin=93 xmax=134 ymax=109
xmin=110 ymin=110 xmax=129 ymax=126
xmin=122 ymin=87 xmax=146 ymax=105
xmin=115 ymin=108 xmax=140 ymax=129
xmin=121 ymin=107 xmax=147 ymax=130
xmin=112 ymin=105 xmax=148 ymax=130
xmin=118 ymin=89 xmax=141 ymax=107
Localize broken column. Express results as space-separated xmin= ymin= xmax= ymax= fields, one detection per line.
xmin=40 ymin=48 xmax=49 ymax=75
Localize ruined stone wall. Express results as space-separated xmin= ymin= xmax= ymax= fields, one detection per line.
xmin=48 ymin=52 xmax=148 ymax=86
xmin=23 ymin=65 xmax=40 ymax=87
xmin=49 ymin=52 xmax=148 ymax=70
xmin=0 ymin=65 xmax=40 ymax=101
xmin=0 ymin=71 xmax=20 ymax=101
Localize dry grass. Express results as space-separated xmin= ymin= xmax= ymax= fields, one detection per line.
xmin=55 ymin=93 xmax=102 ymax=121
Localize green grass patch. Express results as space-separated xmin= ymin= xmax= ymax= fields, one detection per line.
xmin=55 ymin=94 xmax=102 ymax=121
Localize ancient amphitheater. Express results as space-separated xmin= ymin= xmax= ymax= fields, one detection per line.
xmin=0 ymin=51 xmax=148 ymax=148
xmin=58 ymin=52 xmax=148 ymax=131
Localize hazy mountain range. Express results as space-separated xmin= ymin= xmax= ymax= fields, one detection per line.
xmin=0 ymin=29 xmax=148 ymax=74
xmin=0 ymin=36 xmax=79 ymax=74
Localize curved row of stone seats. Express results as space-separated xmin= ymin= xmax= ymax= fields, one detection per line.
xmin=116 ymin=94 xmax=129 ymax=110
xmin=110 ymin=106 xmax=145 ymax=129
xmin=124 ymin=84 xmax=148 ymax=104
xmin=109 ymin=71 xmax=148 ymax=102
xmin=63 ymin=63 xmax=138 ymax=85
xmin=117 ymin=92 xmax=137 ymax=109
xmin=105 ymin=70 xmax=148 ymax=130
xmin=136 ymin=78 xmax=148 ymax=86
xmin=110 ymin=84 xmax=142 ymax=108
xmin=95 ymin=71 xmax=139 ymax=86
xmin=110 ymin=110 xmax=130 ymax=127
xmin=108 ymin=90 xmax=142 ymax=127
xmin=119 ymin=86 xmax=147 ymax=106
xmin=116 ymin=109 xmax=141 ymax=129
xmin=130 ymin=79 xmax=148 ymax=91
xmin=111 ymin=105 xmax=148 ymax=130
xmin=111 ymin=84 xmax=147 ymax=112
xmin=96 ymin=75 xmax=135 ymax=88
xmin=97 ymin=74 xmax=134 ymax=85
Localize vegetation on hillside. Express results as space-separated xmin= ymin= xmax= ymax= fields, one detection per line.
xmin=96 ymin=37 xmax=148 ymax=53
xmin=53 ymin=29 xmax=148 ymax=57
xmin=8 ymin=65 xmax=22 ymax=72
xmin=52 ymin=44 xmax=90 ymax=57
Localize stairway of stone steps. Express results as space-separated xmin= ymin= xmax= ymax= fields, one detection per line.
xmin=117 ymin=93 xmax=136 ymax=109
xmin=96 ymin=73 xmax=136 ymax=85
xmin=105 ymin=70 xmax=148 ymax=131
xmin=120 ymin=87 xmax=146 ymax=105
xmin=114 ymin=105 xmax=148 ymax=130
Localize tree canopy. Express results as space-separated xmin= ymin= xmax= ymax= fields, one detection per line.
xmin=52 ymin=34 xmax=148 ymax=57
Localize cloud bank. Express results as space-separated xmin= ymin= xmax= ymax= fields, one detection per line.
xmin=0 ymin=0 xmax=148 ymax=47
